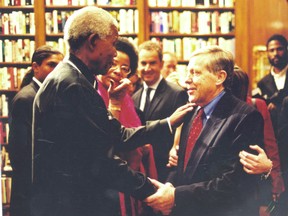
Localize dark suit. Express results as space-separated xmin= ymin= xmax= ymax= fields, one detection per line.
xmin=133 ymin=79 xmax=188 ymax=181
xmin=8 ymin=80 xmax=40 ymax=216
xmin=167 ymin=92 xmax=264 ymax=216
xmin=30 ymin=54 xmax=172 ymax=216
xmin=257 ymin=68 xmax=288 ymax=135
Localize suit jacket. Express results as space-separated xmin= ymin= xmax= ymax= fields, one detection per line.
xmin=8 ymin=80 xmax=40 ymax=216
xmin=132 ymin=79 xmax=188 ymax=181
xmin=257 ymin=68 xmax=288 ymax=134
xmin=167 ymin=92 xmax=264 ymax=216
xmin=30 ymin=54 xmax=170 ymax=216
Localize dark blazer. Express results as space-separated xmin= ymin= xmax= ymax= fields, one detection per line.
xmin=257 ymin=68 xmax=288 ymax=134
xmin=132 ymin=79 xmax=188 ymax=181
xmin=30 ymin=55 xmax=171 ymax=216
xmin=8 ymin=80 xmax=40 ymax=216
xmin=257 ymin=69 xmax=288 ymax=103
xmin=167 ymin=92 xmax=264 ymax=216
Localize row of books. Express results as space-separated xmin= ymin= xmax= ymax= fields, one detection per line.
xmin=150 ymin=11 xmax=234 ymax=34
xmin=1 ymin=0 xmax=33 ymax=6
xmin=46 ymin=36 xmax=138 ymax=56
xmin=45 ymin=0 xmax=136 ymax=6
xmin=151 ymin=37 xmax=235 ymax=60
xmin=0 ymin=39 xmax=35 ymax=63
xmin=1 ymin=177 xmax=12 ymax=204
xmin=0 ymin=67 xmax=27 ymax=90
xmin=0 ymin=12 xmax=35 ymax=35
xmin=148 ymin=0 xmax=234 ymax=7
xmin=45 ymin=9 xmax=138 ymax=34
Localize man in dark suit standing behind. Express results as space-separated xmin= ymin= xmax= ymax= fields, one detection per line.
xmin=256 ymin=34 xmax=288 ymax=135
xmin=8 ymin=45 xmax=63 ymax=216
xmin=145 ymin=46 xmax=264 ymax=216
xmin=30 ymin=6 xmax=193 ymax=216
xmin=132 ymin=41 xmax=188 ymax=182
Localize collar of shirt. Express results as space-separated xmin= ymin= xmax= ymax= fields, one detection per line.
xmin=201 ymin=90 xmax=226 ymax=125
xmin=68 ymin=53 xmax=96 ymax=86
xmin=140 ymin=75 xmax=163 ymax=111
xmin=32 ymin=76 xmax=42 ymax=87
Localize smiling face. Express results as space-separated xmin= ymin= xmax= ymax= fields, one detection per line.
xmin=98 ymin=50 xmax=131 ymax=89
xmin=138 ymin=49 xmax=163 ymax=86
xmin=185 ymin=56 xmax=226 ymax=106
xmin=267 ymin=40 xmax=288 ymax=71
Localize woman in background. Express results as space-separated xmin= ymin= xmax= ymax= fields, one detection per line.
xmin=97 ymin=37 xmax=157 ymax=216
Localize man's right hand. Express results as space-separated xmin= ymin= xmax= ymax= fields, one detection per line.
xmin=169 ymin=103 xmax=194 ymax=129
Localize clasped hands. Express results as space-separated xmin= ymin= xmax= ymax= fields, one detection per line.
xmin=144 ymin=179 xmax=175 ymax=216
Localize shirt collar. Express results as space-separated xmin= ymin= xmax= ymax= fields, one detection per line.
xmin=202 ymin=90 xmax=226 ymax=120
xmin=32 ymin=77 xmax=42 ymax=87
xmin=68 ymin=53 xmax=96 ymax=86
xmin=143 ymin=75 xmax=163 ymax=90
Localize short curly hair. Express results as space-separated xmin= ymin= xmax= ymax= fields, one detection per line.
xmin=115 ymin=37 xmax=138 ymax=77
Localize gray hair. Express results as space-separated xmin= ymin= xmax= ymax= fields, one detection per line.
xmin=64 ymin=6 xmax=118 ymax=52
xmin=190 ymin=45 xmax=234 ymax=89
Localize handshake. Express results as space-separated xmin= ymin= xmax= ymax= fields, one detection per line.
xmin=144 ymin=178 xmax=176 ymax=216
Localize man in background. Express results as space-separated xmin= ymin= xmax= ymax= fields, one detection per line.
xmin=256 ymin=34 xmax=288 ymax=136
xmin=8 ymin=45 xmax=63 ymax=216
xmin=133 ymin=41 xmax=188 ymax=182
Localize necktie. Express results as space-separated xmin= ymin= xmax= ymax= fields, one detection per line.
xmin=144 ymin=88 xmax=152 ymax=118
xmin=183 ymin=107 xmax=204 ymax=171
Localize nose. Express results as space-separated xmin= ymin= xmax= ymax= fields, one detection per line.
xmin=144 ymin=64 xmax=151 ymax=71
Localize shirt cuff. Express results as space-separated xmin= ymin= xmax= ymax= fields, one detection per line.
xmin=166 ymin=117 xmax=173 ymax=134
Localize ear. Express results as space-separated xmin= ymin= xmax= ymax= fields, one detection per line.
xmin=215 ymin=70 xmax=227 ymax=86
xmin=31 ymin=62 xmax=39 ymax=74
xmin=87 ymin=33 xmax=100 ymax=50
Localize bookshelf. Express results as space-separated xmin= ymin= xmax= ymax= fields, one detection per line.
xmin=0 ymin=1 xmax=34 ymax=210
xmin=145 ymin=0 xmax=235 ymax=69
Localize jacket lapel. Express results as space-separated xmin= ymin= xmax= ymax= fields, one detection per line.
xmin=145 ymin=79 xmax=166 ymax=119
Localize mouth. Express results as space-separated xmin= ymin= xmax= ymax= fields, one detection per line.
xmin=187 ymin=88 xmax=196 ymax=94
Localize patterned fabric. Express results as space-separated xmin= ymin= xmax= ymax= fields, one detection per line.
xmin=184 ymin=108 xmax=204 ymax=171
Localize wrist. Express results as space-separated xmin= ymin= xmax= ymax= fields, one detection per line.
xmin=108 ymin=104 xmax=121 ymax=112
xmin=261 ymin=160 xmax=273 ymax=180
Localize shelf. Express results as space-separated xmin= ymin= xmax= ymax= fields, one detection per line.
xmin=149 ymin=6 xmax=234 ymax=11
xmin=0 ymin=34 xmax=35 ymax=38
xmin=0 ymin=89 xmax=18 ymax=95
xmin=0 ymin=62 xmax=30 ymax=67
xmin=150 ymin=32 xmax=235 ymax=38
xmin=0 ymin=6 xmax=34 ymax=10
xmin=45 ymin=5 xmax=137 ymax=10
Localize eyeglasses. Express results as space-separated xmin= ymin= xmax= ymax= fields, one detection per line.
xmin=110 ymin=62 xmax=131 ymax=75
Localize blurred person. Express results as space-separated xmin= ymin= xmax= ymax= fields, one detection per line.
xmin=255 ymin=34 xmax=288 ymax=136
xmin=133 ymin=41 xmax=188 ymax=182
xmin=232 ymin=66 xmax=285 ymax=216
xmin=144 ymin=46 xmax=264 ymax=216
xmin=30 ymin=6 xmax=192 ymax=216
xmin=97 ymin=36 xmax=157 ymax=216
xmin=8 ymin=45 xmax=64 ymax=216
xmin=161 ymin=51 xmax=178 ymax=78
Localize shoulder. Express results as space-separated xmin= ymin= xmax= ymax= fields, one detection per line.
xmin=258 ymin=73 xmax=273 ymax=85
